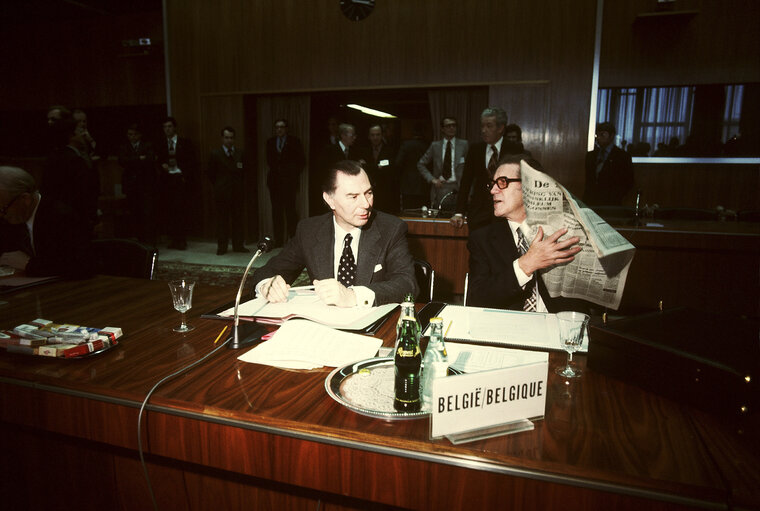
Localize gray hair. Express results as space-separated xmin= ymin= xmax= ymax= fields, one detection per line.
xmin=481 ymin=107 xmax=508 ymax=127
xmin=338 ymin=123 xmax=356 ymax=136
xmin=0 ymin=166 xmax=37 ymax=198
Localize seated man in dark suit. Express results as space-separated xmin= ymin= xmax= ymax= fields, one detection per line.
xmin=467 ymin=155 xmax=582 ymax=311
xmin=253 ymin=160 xmax=418 ymax=307
xmin=0 ymin=166 xmax=91 ymax=278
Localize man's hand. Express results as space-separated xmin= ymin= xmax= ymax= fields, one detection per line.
xmin=449 ymin=213 xmax=464 ymax=228
xmin=0 ymin=251 xmax=30 ymax=271
xmin=433 ymin=178 xmax=444 ymax=189
xmin=313 ymin=278 xmax=357 ymax=307
xmin=262 ymin=275 xmax=290 ymax=303
xmin=518 ymin=227 xmax=582 ymax=276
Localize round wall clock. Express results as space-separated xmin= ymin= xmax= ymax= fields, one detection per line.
xmin=339 ymin=0 xmax=375 ymax=21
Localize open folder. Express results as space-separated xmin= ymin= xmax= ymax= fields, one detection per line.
xmin=202 ymin=287 xmax=398 ymax=333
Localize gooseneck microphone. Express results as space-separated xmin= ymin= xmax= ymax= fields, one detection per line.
xmin=228 ymin=236 xmax=272 ymax=349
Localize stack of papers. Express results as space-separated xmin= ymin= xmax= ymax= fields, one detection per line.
xmin=237 ymin=319 xmax=383 ymax=370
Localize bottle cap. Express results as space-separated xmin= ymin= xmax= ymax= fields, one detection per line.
xmin=430 ymin=317 xmax=443 ymax=324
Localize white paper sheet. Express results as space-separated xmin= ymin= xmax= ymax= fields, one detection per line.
xmin=237 ymin=319 xmax=383 ymax=369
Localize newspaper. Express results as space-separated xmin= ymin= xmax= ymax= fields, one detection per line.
xmin=520 ymin=161 xmax=635 ymax=310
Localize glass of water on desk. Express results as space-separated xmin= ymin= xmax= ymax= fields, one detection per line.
xmin=555 ymin=311 xmax=589 ymax=378
xmin=168 ymin=278 xmax=196 ymax=332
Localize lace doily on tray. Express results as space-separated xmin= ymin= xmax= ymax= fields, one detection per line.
xmin=339 ymin=365 xmax=397 ymax=413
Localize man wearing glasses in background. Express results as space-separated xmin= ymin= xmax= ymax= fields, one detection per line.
xmin=466 ymin=155 xmax=582 ymax=311
xmin=417 ymin=116 xmax=468 ymax=209
xmin=0 ymin=166 xmax=91 ymax=277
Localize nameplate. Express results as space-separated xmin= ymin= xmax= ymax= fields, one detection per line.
xmin=430 ymin=358 xmax=548 ymax=438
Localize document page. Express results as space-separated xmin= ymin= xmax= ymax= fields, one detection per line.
xmin=429 ymin=305 xmax=588 ymax=353
xmin=220 ymin=288 xmax=397 ymax=330
xmin=446 ymin=343 xmax=549 ymax=373
xmin=237 ymin=319 xmax=383 ymax=370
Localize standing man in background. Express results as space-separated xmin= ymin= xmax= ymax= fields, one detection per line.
xmin=583 ymin=122 xmax=634 ymax=206
xmin=417 ymin=116 xmax=468 ymax=209
xmin=118 ymin=123 xmax=157 ymax=245
xmin=208 ymin=126 xmax=247 ymax=255
xmin=156 ymin=116 xmax=197 ymax=250
xmin=266 ymin=119 xmax=305 ymax=247
xmin=451 ymin=107 xmax=508 ymax=232
xmin=362 ymin=124 xmax=397 ymax=213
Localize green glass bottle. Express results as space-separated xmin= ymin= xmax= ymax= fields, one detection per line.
xmin=395 ymin=293 xmax=420 ymax=351
xmin=394 ymin=314 xmax=422 ymax=412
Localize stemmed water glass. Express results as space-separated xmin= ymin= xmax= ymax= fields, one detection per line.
xmin=555 ymin=311 xmax=589 ymax=378
xmin=168 ymin=278 xmax=196 ymax=332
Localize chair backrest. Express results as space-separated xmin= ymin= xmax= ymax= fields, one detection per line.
xmin=413 ymin=258 xmax=434 ymax=303
xmin=91 ymin=238 xmax=158 ymax=279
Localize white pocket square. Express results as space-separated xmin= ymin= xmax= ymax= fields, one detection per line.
xmin=374 ymin=263 xmax=383 ymax=272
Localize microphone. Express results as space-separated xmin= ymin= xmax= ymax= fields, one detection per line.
xmin=228 ymin=236 xmax=272 ymax=349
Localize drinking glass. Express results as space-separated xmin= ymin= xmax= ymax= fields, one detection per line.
xmin=555 ymin=311 xmax=589 ymax=378
xmin=168 ymin=278 xmax=196 ymax=332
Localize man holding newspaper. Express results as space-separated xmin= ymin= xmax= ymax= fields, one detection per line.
xmin=468 ymin=154 xmax=635 ymax=311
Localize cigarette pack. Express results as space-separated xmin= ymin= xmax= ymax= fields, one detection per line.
xmin=98 ymin=327 xmax=123 ymax=341
xmin=7 ymin=345 xmax=38 ymax=356
xmin=63 ymin=340 xmax=105 ymax=358
xmin=39 ymin=344 xmax=79 ymax=357
xmin=30 ymin=318 xmax=54 ymax=328
xmin=12 ymin=325 xmax=47 ymax=341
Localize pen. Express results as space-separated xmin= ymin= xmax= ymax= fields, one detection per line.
xmin=444 ymin=320 xmax=453 ymax=339
xmin=213 ymin=325 xmax=229 ymax=344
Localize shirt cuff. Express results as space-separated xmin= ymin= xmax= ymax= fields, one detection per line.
xmin=512 ymin=259 xmax=533 ymax=288
xmin=254 ymin=277 xmax=273 ymax=297
xmin=351 ymin=286 xmax=375 ymax=308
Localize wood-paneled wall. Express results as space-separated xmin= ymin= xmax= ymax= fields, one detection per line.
xmin=1 ymin=12 xmax=165 ymax=109
xmin=164 ymin=0 xmax=598 ymax=236
xmin=600 ymin=0 xmax=760 ymax=87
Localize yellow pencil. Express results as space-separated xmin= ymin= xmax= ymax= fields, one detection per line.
xmin=214 ymin=325 xmax=229 ymax=344
xmin=444 ymin=320 xmax=453 ymax=338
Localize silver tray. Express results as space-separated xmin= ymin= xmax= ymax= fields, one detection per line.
xmin=325 ymin=357 xmax=461 ymax=421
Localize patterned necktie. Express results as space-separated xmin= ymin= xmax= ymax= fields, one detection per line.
xmin=488 ymin=145 xmax=498 ymax=176
xmin=337 ymin=234 xmax=356 ymax=287
xmin=442 ymin=140 xmax=452 ymax=180
xmin=516 ymin=228 xmax=538 ymax=312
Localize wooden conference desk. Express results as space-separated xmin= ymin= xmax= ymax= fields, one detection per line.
xmin=1 ymin=277 xmax=758 ymax=510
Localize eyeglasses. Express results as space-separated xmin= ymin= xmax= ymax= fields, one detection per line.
xmin=487 ymin=176 xmax=521 ymax=190
xmin=442 ymin=123 xmax=457 ymax=128
xmin=0 ymin=193 xmax=22 ymax=218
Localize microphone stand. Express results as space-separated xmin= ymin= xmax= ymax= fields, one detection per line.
xmin=228 ymin=237 xmax=272 ymax=349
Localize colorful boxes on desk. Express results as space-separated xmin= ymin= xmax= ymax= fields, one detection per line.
xmin=1 ymin=319 xmax=123 ymax=358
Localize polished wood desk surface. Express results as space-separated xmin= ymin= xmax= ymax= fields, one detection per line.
xmin=1 ymin=276 xmax=759 ymax=510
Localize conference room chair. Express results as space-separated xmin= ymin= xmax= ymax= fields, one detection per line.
xmin=91 ymin=238 xmax=158 ymax=279
xmin=413 ymin=258 xmax=435 ymax=303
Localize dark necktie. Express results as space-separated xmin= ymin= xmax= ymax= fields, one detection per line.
xmin=488 ymin=145 xmax=498 ymax=176
xmin=516 ymin=228 xmax=538 ymax=312
xmin=344 ymin=147 xmax=349 ymax=159
xmin=169 ymin=140 xmax=175 ymax=154
xmin=337 ymin=234 xmax=356 ymax=287
xmin=442 ymin=140 xmax=452 ymax=180
xmin=228 ymin=148 xmax=235 ymax=160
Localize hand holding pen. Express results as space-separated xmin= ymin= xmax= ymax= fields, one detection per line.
xmin=263 ymin=275 xmax=290 ymax=303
